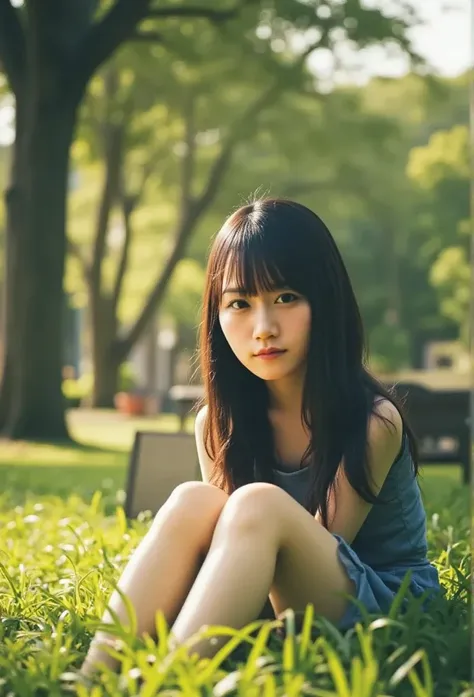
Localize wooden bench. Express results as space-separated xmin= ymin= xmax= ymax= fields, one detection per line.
xmin=386 ymin=382 xmax=470 ymax=484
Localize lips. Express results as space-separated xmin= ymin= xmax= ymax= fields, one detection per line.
xmin=255 ymin=348 xmax=286 ymax=356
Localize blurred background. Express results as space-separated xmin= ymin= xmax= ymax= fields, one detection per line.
xmin=0 ymin=0 xmax=469 ymax=460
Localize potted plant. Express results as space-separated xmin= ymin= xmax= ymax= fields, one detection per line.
xmin=114 ymin=363 xmax=147 ymax=416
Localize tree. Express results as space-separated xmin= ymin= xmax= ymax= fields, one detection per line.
xmin=407 ymin=124 xmax=470 ymax=342
xmin=0 ymin=0 xmax=262 ymax=439
xmin=0 ymin=0 xmax=418 ymax=439
xmin=0 ymin=0 xmax=286 ymax=439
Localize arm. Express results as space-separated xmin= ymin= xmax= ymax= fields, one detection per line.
xmin=194 ymin=405 xmax=215 ymax=484
xmin=315 ymin=399 xmax=403 ymax=544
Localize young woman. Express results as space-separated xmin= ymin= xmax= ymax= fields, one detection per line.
xmin=81 ymin=198 xmax=440 ymax=675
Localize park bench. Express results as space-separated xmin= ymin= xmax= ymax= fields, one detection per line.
xmin=168 ymin=384 xmax=204 ymax=431
xmin=125 ymin=379 xmax=470 ymax=518
xmin=386 ymin=382 xmax=470 ymax=485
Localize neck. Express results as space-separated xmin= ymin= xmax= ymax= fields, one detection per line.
xmin=266 ymin=368 xmax=305 ymax=415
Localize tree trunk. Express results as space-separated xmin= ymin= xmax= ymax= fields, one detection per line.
xmin=0 ymin=98 xmax=77 ymax=440
xmin=89 ymin=115 xmax=125 ymax=408
xmin=91 ymin=295 xmax=121 ymax=408
xmin=93 ymin=349 xmax=121 ymax=408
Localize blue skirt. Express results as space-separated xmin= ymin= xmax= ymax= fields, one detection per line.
xmin=333 ymin=534 xmax=442 ymax=631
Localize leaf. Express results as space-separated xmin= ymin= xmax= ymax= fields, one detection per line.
xmin=241 ymin=621 xmax=274 ymax=682
xmin=388 ymin=649 xmax=424 ymax=688
xmin=0 ymin=560 xmax=21 ymax=601
xmin=298 ymin=603 xmax=315 ymax=662
xmin=323 ymin=644 xmax=350 ymax=697
xmin=388 ymin=569 xmax=412 ymax=620
xmin=115 ymin=506 xmax=128 ymax=537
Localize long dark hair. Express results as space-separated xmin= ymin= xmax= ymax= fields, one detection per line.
xmin=198 ymin=198 xmax=418 ymax=526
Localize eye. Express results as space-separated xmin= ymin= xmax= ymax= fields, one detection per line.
xmin=276 ymin=292 xmax=299 ymax=304
xmin=227 ymin=298 xmax=249 ymax=310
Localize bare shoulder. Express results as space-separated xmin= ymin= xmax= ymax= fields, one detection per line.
xmin=194 ymin=405 xmax=214 ymax=483
xmin=371 ymin=397 xmax=403 ymax=435
xmin=195 ymin=405 xmax=208 ymax=435
xmin=367 ymin=398 xmax=404 ymax=472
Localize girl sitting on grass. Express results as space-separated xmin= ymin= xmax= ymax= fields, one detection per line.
xmin=82 ymin=198 xmax=440 ymax=675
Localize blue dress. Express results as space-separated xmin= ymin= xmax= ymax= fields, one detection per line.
xmin=270 ymin=433 xmax=441 ymax=630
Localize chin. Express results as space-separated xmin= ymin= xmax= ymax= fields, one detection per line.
xmin=250 ymin=366 xmax=295 ymax=381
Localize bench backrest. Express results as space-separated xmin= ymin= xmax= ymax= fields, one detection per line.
xmin=388 ymin=383 xmax=469 ymax=437
xmin=125 ymin=431 xmax=201 ymax=518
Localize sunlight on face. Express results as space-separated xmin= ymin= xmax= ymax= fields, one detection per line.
xmin=218 ymin=265 xmax=311 ymax=382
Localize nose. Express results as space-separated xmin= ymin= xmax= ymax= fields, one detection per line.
xmin=252 ymin=305 xmax=278 ymax=341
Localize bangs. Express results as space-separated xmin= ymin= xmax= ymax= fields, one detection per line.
xmin=216 ymin=219 xmax=299 ymax=296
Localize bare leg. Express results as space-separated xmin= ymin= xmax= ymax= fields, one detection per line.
xmin=170 ymin=483 xmax=354 ymax=658
xmin=81 ymin=482 xmax=228 ymax=676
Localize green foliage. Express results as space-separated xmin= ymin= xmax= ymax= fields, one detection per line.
xmin=368 ymin=325 xmax=411 ymax=373
xmin=62 ymin=374 xmax=94 ymax=402
xmin=162 ymin=258 xmax=205 ymax=326
xmin=407 ymin=125 xmax=469 ymax=190
xmin=430 ymin=246 xmax=470 ymax=342
xmin=0 ymin=475 xmax=468 ymax=696
xmin=117 ymin=363 xmax=138 ymax=393
xmin=407 ymin=124 xmax=470 ymax=340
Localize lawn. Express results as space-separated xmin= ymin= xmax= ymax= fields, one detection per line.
xmin=0 ymin=409 xmax=193 ymax=509
xmin=0 ymin=409 xmax=470 ymax=696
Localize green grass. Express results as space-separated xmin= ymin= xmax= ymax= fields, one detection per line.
xmin=0 ymin=409 xmax=193 ymax=508
xmin=0 ymin=409 xmax=471 ymax=696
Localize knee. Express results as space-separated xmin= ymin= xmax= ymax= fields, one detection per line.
xmin=153 ymin=481 xmax=228 ymax=531
xmin=219 ymin=482 xmax=283 ymax=533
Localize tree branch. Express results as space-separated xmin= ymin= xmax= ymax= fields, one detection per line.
xmin=147 ymin=0 xmax=256 ymax=23
xmin=90 ymin=124 xmax=124 ymax=298
xmin=181 ymin=90 xmax=197 ymax=216
xmin=112 ymin=163 xmax=152 ymax=312
xmin=0 ymin=0 xmax=26 ymax=96
xmin=114 ymin=215 xmax=192 ymax=362
xmin=111 ymin=194 xmax=133 ymax=314
xmin=68 ymin=239 xmax=91 ymax=283
xmin=90 ymin=66 xmax=126 ymax=301
xmin=73 ymin=0 xmax=254 ymax=99
xmin=72 ymin=0 xmax=152 ymax=94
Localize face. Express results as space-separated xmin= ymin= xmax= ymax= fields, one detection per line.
xmin=218 ymin=266 xmax=312 ymax=383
